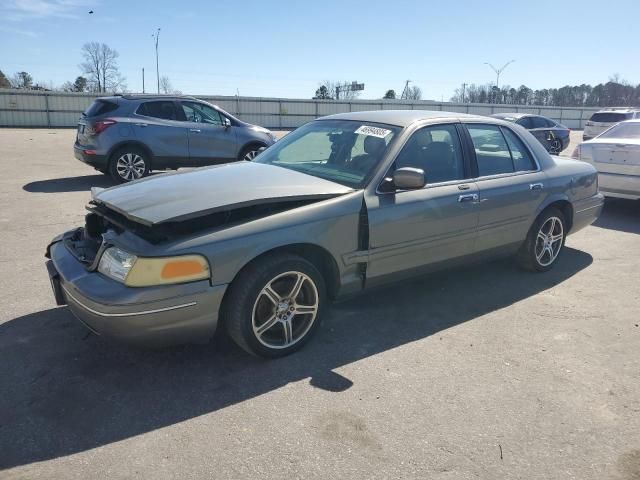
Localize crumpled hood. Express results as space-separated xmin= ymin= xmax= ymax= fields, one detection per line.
xmin=91 ymin=162 xmax=353 ymax=226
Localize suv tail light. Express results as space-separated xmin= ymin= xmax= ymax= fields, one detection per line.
xmin=585 ymin=121 xmax=593 ymax=127
xmin=92 ymin=119 xmax=117 ymax=135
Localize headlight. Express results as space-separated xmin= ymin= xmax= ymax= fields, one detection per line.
xmin=98 ymin=247 xmax=210 ymax=287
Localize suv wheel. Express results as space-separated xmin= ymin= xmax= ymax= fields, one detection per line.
xmin=517 ymin=208 xmax=566 ymax=272
xmin=224 ymin=253 xmax=326 ymax=358
xmin=109 ymin=147 xmax=150 ymax=183
xmin=239 ymin=145 xmax=263 ymax=161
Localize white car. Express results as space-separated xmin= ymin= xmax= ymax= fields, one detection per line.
xmin=583 ymin=108 xmax=640 ymax=141
xmin=573 ymin=119 xmax=640 ymax=199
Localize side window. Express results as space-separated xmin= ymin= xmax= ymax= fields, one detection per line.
xmin=137 ymin=101 xmax=179 ymax=120
xmin=181 ymin=102 xmax=223 ymax=125
xmin=501 ymin=128 xmax=536 ymax=172
xmin=517 ymin=117 xmax=533 ymax=129
xmin=394 ymin=124 xmax=464 ymax=184
xmin=467 ymin=124 xmax=514 ymax=176
xmin=531 ymin=116 xmax=548 ymax=129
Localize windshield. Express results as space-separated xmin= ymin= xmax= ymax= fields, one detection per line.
xmin=254 ymin=120 xmax=400 ymax=188
xmin=600 ymin=122 xmax=640 ymax=139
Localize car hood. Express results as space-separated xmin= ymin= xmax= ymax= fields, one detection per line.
xmin=91 ymin=162 xmax=353 ymax=226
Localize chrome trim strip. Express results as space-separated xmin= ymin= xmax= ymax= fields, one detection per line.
xmin=62 ymin=286 xmax=197 ymax=317
xmin=575 ymin=203 xmax=603 ymax=214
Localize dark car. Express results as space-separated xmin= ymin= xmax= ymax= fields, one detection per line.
xmin=74 ymin=95 xmax=278 ymax=183
xmin=491 ymin=113 xmax=570 ymax=154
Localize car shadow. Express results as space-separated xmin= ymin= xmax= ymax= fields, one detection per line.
xmin=22 ymin=172 xmax=168 ymax=194
xmin=0 ymin=248 xmax=592 ymax=469
xmin=23 ymin=175 xmax=115 ymax=193
xmin=592 ymin=198 xmax=640 ymax=235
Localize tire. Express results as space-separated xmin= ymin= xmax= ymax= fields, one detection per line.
xmin=517 ymin=208 xmax=566 ymax=272
xmin=238 ymin=144 xmax=264 ymax=161
xmin=108 ymin=147 xmax=150 ymax=183
xmin=224 ymin=253 xmax=326 ymax=358
xmin=549 ymin=138 xmax=563 ymax=154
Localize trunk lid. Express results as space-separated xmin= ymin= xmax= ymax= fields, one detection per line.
xmin=584 ymin=139 xmax=640 ymax=176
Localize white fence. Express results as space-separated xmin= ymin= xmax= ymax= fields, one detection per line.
xmin=0 ymin=88 xmax=599 ymax=129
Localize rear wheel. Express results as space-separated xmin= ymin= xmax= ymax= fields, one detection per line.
xmin=549 ymin=138 xmax=563 ymax=154
xmin=517 ymin=208 xmax=566 ymax=272
xmin=109 ymin=147 xmax=150 ymax=183
xmin=224 ymin=253 xmax=326 ymax=358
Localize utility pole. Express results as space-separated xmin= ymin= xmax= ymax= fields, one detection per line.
xmin=153 ymin=28 xmax=161 ymax=94
xmin=484 ymin=60 xmax=515 ymax=90
xmin=142 ymin=68 xmax=145 ymax=93
xmin=400 ymin=80 xmax=411 ymax=100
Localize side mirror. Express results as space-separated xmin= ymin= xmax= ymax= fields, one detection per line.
xmin=392 ymin=167 xmax=425 ymax=190
xmin=223 ymin=117 xmax=231 ymax=129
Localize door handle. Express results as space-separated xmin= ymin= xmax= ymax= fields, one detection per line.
xmin=458 ymin=193 xmax=478 ymax=203
xmin=458 ymin=184 xmax=471 ymax=191
xmin=190 ymin=128 xmax=201 ymax=133
xmin=529 ymin=183 xmax=544 ymax=191
xmin=135 ymin=123 xmax=148 ymax=127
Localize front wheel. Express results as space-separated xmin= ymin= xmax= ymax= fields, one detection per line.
xmin=517 ymin=208 xmax=566 ymax=272
xmin=224 ymin=253 xmax=326 ymax=358
xmin=238 ymin=145 xmax=264 ymax=161
xmin=109 ymin=147 xmax=150 ymax=183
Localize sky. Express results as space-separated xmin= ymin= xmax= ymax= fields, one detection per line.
xmin=1 ymin=0 xmax=639 ymax=101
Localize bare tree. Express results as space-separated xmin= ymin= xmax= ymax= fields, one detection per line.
xmin=320 ymin=80 xmax=361 ymax=100
xmin=11 ymin=71 xmax=33 ymax=89
xmin=80 ymin=42 xmax=126 ymax=93
xmin=159 ymin=76 xmax=181 ymax=94
xmin=403 ymin=85 xmax=422 ymax=100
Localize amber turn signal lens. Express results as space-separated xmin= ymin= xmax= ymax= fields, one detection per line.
xmin=161 ymin=260 xmax=205 ymax=279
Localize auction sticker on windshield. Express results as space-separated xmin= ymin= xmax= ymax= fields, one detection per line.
xmin=355 ymin=125 xmax=392 ymax=138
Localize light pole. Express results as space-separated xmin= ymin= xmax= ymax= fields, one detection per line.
xmin=153 ymin=28 xmax=161 ymax=94
xmin=484 ymin=60 xmax=515 ymax=90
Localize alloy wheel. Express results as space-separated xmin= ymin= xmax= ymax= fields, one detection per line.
xmin=550 ymin=139 xmax=562 ymax=154
xmin=535 ymin=216 xmax=564 ymax=267
xmin=251 ymin=271 xmax=319 ymax=349
xmin=116 ymin=153 xmax=146 ymax=181
xmin=243 ymin=149 xmax=259 ymax=161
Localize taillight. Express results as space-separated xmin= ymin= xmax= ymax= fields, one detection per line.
xmin=92 ymin=119 xmax=116 ymax=135
xmin=585 ymin=121 xmax=593 ymax=127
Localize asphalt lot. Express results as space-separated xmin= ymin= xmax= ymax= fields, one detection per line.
xmin=1 ymin=128 xmax=639 ymax=480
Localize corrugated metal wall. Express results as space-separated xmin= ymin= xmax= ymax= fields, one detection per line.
xmin=0 ymin=88 xmax=600 ymax=129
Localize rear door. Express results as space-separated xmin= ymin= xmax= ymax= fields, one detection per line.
xmin=528 ymin=116 xmax=554 ymax=150
xmin=365 ymin=123 xmax=479 ymax=285
xmin=464 ymin=123 xmax=547 ymax=252
xmin=179 ymin=101 xmax=238 ymax=165
xmin=134 ymin=101 xmax=189 ymax=167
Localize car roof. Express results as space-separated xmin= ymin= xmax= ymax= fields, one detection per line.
xmin=318 ymin=110 xmax=487 ymax=127
xmin=491 ymin=112 xmax=530 ymax=119
xmin=596 ymin=107 xmax=640 ymax=113
xmin=95 ymin=94 xmax=199 ymax=102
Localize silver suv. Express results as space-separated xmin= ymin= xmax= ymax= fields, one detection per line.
xmin=74 ymin=95 xmax=278 ymax=182
xmin=583 ymin=107 xmax=640 ymax=141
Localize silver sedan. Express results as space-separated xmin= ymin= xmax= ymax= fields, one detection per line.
xmin=46 ymin=110 xmax=604 ymax=357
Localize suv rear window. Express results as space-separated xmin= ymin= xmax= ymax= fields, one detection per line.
xmin=589 ymin=112 xmax=633 ymax=123
xmin=84 ymin=100 xmax=119 ymax=117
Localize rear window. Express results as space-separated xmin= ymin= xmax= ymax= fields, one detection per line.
xmin=600 ymin=123 xmax=640 ymax=139
xmin=84 ymin=100 xmax=119 ymax=117
xmin=589 ymin=112 xmax=633 ymax=123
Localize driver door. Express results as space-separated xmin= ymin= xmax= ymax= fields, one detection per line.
xmin=364 ymin=123 xmax=479 ymax=286
xmin=180 ymin=101 xmax=238 ymax=165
